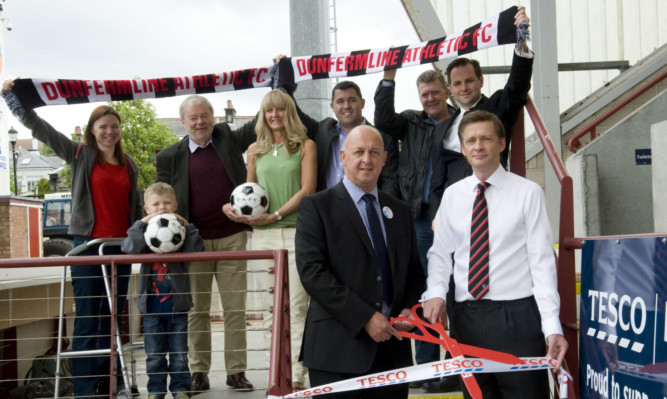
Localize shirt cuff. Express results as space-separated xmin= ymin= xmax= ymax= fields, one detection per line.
xmin=420 ymin=285 xmax=448 ymax=303
xmin=514 ymin=47 xmax=534 ymax=59
xmin=541 ymin=314 xmax=564 ymax=340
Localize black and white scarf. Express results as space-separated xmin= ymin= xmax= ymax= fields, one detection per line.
xmin=12 ymin=6 xmax=523 ymax=111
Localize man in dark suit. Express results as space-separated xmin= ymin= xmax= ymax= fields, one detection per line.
xmin=296 ymin=125 xmax=426 ymax=398
xmin=156 ymin=95 xmax=256 ymax=393
xmin=296 ymin=80 xmax=400 ymax=197
xmin=428 ymin=6 xmax=533 ymax=218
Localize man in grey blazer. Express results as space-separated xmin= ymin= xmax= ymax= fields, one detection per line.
xmin=156 ymin=95 xmax=256 ymax=393
xmin=296 ymin=125 xmax=425 ymax=398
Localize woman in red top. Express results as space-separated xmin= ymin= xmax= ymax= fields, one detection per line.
xmin=2 ymin=79 xmax=143 ymax=398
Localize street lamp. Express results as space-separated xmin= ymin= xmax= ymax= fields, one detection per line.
xmin=8 ymin=126 xmax=18 ymax=196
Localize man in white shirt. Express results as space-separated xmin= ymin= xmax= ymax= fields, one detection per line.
xmin=423 ymin=110 xmax=568 ymax=398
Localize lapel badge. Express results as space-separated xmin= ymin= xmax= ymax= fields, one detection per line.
xmin=382 ymin=206 xmax=394 ymax=219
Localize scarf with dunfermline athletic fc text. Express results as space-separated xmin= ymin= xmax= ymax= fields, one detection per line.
xmin=11 ymin=6 xmax=526 ymax=112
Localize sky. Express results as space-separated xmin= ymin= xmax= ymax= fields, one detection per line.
xmin=0 ymin=0 xmax=433 ymax=139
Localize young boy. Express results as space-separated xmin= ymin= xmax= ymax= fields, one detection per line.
xmin=121 ymin=182 xmax=204 ymax=399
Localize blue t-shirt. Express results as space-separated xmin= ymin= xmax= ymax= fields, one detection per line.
xmin=148 ymin=262 xmax=173 ymax=314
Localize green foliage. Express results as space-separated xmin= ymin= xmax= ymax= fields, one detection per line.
xmin=35 ymin=178 xmax=51 ymax=198
xmin=59 ymin=165 xmax=72 ymax=189
xmin=110 ymin=100 xmax=179 ymax=190
xmin=9 ymin=175 xmax=22 ymax=195
xmin=39 ymin=146 xmax=57 ymax=157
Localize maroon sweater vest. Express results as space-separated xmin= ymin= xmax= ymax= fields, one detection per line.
xmin=188 ymin=145 xmax=244 ymax=239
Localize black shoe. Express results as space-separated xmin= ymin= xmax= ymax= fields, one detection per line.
xmin=190 ymin=372 xmax=210 ymax=395
xmin=226 ymin=372 xmax=254 ymax=392
xmin=96 ymin=377 xmax=126 ymax=396
xmin=422 ymin=377 xmax=460 ymax=393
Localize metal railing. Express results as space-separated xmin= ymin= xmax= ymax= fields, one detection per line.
xmin=524 ymin=96 xmax=579 ymax=396
xmin=0 ymin=249 xmax=291 ymax=398
xmin=566 ymin=69 xmax=667 ymax=153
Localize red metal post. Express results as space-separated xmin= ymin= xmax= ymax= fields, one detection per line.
xmin=558 ymin=176 xmax=579 ymax=396
xmin=267 ymin=249 xmax=291 ymax=397
xmin=509 ymin=109 xmax=526 ymax=177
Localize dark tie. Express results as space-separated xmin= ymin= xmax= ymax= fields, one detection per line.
xmin=361 ymin=194 xmax=393 ymax=308
xmin=469 ymin=182 xmax=490 ymax=300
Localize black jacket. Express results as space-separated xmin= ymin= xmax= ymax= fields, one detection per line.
xmin=296 ymin=182 xmax=425 ymax=373
xmin=155 ymin=122 xmax=254 ymax=223
xmin=122 ymin=221 xmax=204 ymax=313
xmin=297 ymin=112 xmax=400 ymax=197
xmin=373 ymin=84 xmax=452 ymax=219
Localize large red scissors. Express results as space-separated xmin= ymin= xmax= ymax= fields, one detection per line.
xmin=390 ymin=303 xmax=526 ymax=399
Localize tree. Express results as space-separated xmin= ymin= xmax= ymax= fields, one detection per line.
xmin=9 ymin=175 xmax=23 ymax=195
xmin=39 ymin=145 xmax=57 ymax=157
xmin=111 ymin=100 xmax=179 ymax=190
xmin=59 ymin=166 xmax=72 ymax=189
xmin=35 ymin=178 xmax=51 ymax=198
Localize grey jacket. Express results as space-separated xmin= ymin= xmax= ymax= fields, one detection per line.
xmin=22 ymin=110 xmax=143 ymax=236
xmin=121 ymin=220 xmax=204 ymax=313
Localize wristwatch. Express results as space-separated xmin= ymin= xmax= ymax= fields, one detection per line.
xmin=274 ymin=211 xmax=283 ymax=221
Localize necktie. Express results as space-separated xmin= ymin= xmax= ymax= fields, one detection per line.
xmin=469 ymin=182 xmax=490 ymax=300
xmin=361 ymin=194 xmax=393 ymax=308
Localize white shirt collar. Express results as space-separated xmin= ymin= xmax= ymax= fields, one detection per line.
xmin=469 ymin=164 xmax=506 ymax=192
xmin=188 ymin=137 xmax=213 ymax=153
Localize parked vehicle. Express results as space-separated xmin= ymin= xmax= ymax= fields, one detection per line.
xmin=42 ymin=192 xmax=73 ymax=257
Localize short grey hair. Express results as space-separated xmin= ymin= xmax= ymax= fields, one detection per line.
xmin=179 ymin=95 xmax=214 ymax=119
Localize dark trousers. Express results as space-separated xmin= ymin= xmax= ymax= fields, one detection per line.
xmin=451 ymin=296 xmax=550 ymax=399
xmin=309 ymin=341 xmax=409 ymax=399
xmin=414 ymin=204 xmax=440 ymax=365
xmin=70 ymin=237 xmax=130 ymax=398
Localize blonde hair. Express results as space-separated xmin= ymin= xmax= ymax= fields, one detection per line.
xmin=253 ymin=90 xmax=308 ymax=159
xmin=144 ymin=182 xmax=176 ymax=203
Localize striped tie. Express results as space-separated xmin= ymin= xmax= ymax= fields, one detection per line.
xmin=469 ymin=182 xmax=490 ymax=300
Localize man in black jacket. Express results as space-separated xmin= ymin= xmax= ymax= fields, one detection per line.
xmin=296 ymin=126 xmax=425 ymax=398
xmin=298 ymin=80 xmax=400 ymax=197
xmin=374 ymin=68 xmax=454 ymax=380
xmin=156 ymin=95 xmax=257 ymax=393
xmin=428 ymin=6 xmax=533 ymax=218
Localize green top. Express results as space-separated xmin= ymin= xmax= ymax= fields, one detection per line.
xmin=254 ymin=144 xmax=302 ymax=229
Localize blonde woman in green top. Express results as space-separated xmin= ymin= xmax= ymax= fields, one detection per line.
xmin=225 ymin=89 xmax=316 ymax=391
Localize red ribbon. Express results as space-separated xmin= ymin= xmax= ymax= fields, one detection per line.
xmin=390 ymin=304 xmax=527 ymax=399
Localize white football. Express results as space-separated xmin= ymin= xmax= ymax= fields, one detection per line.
xmin=230 ymin=182 xmax=269 ymax=217
xmin=144 ymin=213 xmax=186 ymax=253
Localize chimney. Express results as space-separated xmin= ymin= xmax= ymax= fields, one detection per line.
xmin=73 ymin=126 xmax=83 ymax=142
xmin=224 ymin=100 xmax=236 ymax=124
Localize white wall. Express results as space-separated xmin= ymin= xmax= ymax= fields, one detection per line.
xmin=431 ymin=0 xmax=667 ymax=115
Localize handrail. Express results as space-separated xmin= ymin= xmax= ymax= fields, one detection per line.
xmin=0 ymin=249 xmax=292 ymax=397
xmin=562 ymin=232 xmax=666 ymax=250
xmin=524 ymin=95 xmax=579 ymax=397
xmin=566 ymin=69 xmax=667 ymax=153
xmin=524 ymin=96 xmax=569 ymax=182
xmin=0 ymin=250 xmax=280 ymax=268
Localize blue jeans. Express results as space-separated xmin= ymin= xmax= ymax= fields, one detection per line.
xmin=414 ymin=205 xmax=440 ymax=365
xmin=144 ymin=312 xmax=191 ymax=397
xmin=70 ymin=237 xmax=130 ymax=398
